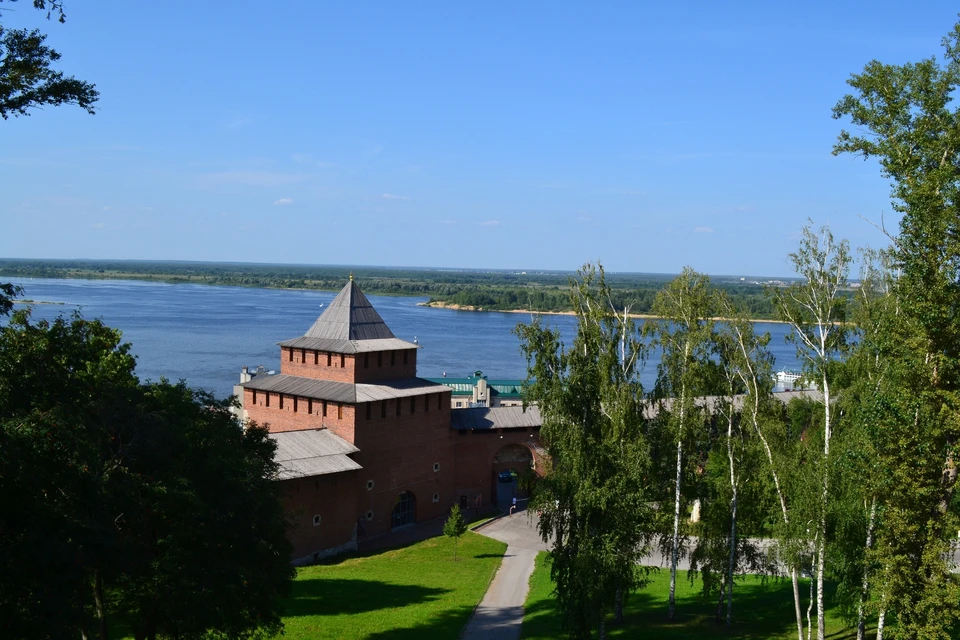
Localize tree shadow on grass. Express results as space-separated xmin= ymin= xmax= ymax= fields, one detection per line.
xmin=361 ymin=605 xmax=476 ymax=640
xmin=522 ymin=575 xmax=868 ymax=639
xmin=282 ymin=578 xmax=451 ymax=618
xmin=618 ymin=578 xmax=859 ymax=639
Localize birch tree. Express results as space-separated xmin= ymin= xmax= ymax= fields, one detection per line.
xmin=773 ymin=222 xmax=851 ymax=640
xmin=690 ymin=298 xmax=777 ymax=627
xmin=645 ymin=267 xmax=715 ymax=621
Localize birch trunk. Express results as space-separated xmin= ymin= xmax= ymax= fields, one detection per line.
xmin=816 ymin=377 xmax=831 ymax=640
xmin=856 ymin=498 xmax=877 ymax=640
xmin=726 ymin=403 xmax=738 ymax=628
xmin=807 ymin=561 xmax=815 ymax=640
xmin=668 ymin=342 xmax=690 ymax=621
xmin=668 ymin=436 xmax=682 ymax=621
xmin=93 ymin=568 xmax=109 ymax=640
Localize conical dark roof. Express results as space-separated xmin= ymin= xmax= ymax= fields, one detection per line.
xmin=304 ymin=279 xmax=396 ymax=341
xmin=278 ymin=279 xmax=417 ymax=354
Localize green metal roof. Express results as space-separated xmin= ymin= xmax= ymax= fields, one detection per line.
xmin=423 ymin=373 xmax=525 ymax=398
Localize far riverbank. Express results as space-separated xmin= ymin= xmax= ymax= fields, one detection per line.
xmin=418 ymin=300 xmax=793 ymax=325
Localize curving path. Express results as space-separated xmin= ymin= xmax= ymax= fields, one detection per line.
xmin=461 ymin=506 xmax=702 ymax=639
xmin=461 ymin=504 xmax=547 ymax=639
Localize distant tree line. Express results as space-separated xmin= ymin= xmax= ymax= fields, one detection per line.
xmin=0 ymin=259 xmax=787 ymax=319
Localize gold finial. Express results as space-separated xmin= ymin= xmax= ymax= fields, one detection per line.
xmin=349 ymin=272 xmax=353 ymax=281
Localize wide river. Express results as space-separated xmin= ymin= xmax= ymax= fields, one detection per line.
xmin=6 ymin=278 xmax=803 ymax=398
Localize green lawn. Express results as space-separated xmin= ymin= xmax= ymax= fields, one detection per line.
xmin=522 ymin=552 xmax=863 ymax=639
xmin=277 ymin=532 xmax=506 ymax=639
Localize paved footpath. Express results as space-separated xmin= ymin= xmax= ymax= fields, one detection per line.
xmin=461 ymin=505 xmax=548 ymax=640
xmin=460 ymin=506 xmax=700 ymax=639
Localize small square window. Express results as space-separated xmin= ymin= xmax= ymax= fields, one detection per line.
xmin=432 ymin=493 xmax=440 ymax=503
xmin=433 ymin=462 xmax=440 ymax=472
xmin=366 ymin=511 xmax=374 ymax=521
xmin=312 ymin=515 xmax=321 ymax=527
xmin=366 ymin=480 xmax=374 ymax=490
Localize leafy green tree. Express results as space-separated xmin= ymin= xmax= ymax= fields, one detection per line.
xmin=0 ymin=282 xmax=21 ymax=315
xmin=0 ymin=1 xmax=98 ymax=119
xmin=833 ymin=19 xmax=960 ymax=639
xmin=516 ymin=263 xmax=653 ymax=639
xmin=644 ymin=267 xmax=716 ymax=621
xmin=0 ymin=310 xmax=293 ymax=639
xmin=443 ymin=504 xmax=468 ymax=560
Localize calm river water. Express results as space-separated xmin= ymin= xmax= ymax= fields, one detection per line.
xmin=6 ymin=278 xmax=802 ymax=398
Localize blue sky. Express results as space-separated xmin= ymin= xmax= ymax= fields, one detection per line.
xmin=3 ymin=2 xmax=957 ymax=276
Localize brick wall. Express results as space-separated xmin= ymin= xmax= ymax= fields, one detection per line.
xmin=352 ymin=390 xmax=457 ymax=538
xmin=352 ymin=348 xmax=418 ymax=383
xmin=243 ymin=388 xmax=356 ymax=443
xmin=280 ymin=348 xmax=356 ymax=383
xmin=279 ymin=347 xmax=418 ymax=383
xmin=280 ymin=471 xmax=359 ymax=561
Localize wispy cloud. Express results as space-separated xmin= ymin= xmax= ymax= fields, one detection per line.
xmin=381 ymin=193 xmax=410 ymax=200
xmin=592 ymin=188 xmax=645 ymax=197
xmin=273 ymin=198 xmax=294 ymax=206
xmin=195 ymin=171 xmax=307 ymax=188
xmin=226 ymin=117 xmax=253 ymax=129
xmin=90 ymin=222 xmax=106 ymax=229
xmin=291 ymin=153 xmax=334 ymax=168
xmin=694 ymin=226 xmax=714 ymax=233
xmin=479 ymin=220 xmax=501 ymax=227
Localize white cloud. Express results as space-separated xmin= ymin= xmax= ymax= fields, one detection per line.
xmin=380 ymin=193 xmax=410 ymax=200
xmin=479 ymin=220 xmax=501 ymax=226
xmin=90 ymin=222 xmax=106 ymax=229
xmin=694 ymin=226 xmax=714 ymax=233
xmin=273 ymin=198 xmax=294 ymax=206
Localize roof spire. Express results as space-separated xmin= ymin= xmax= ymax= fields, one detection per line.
xmin=349 ymin=272 xmax=353 ymax=281
xmin=301 ymin=279 xmax=396 ymax=340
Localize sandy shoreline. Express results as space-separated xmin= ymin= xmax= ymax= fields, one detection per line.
xmin=418 ymin=301 xmax=790 ymax=324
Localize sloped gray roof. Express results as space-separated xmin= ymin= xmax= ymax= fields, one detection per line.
xmin=268 ymin=429 xmax=362 ymax=480
xmin=306 ymin=280 xmax=395 ymax=340
xmin=449 ymin=390 xmax=820 ymax=431
xmin=278 ymin=336 xmax=418 ymax=354
xmin=450 ymin=406 xmax=543 ymax=431
xmin=242 ymin=374 xmax=449 ymax=403
xmin=279 ymin=280 xmax=419 ymax=353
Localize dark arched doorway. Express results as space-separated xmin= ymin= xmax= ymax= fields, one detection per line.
xmin=391 ymin=491 xmax=416 ymax=529
xmin=492 ymin=443 xmax=535 ymax=507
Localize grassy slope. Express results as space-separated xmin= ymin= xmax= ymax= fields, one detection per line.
xmin=277 ymin=532 xmax=506 ymax=640
xmin=522 ymin=552 xmax=865 ymax=639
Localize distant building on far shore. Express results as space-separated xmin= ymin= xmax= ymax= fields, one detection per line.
xmin=423 ymin=370 xmax=525 ymax=408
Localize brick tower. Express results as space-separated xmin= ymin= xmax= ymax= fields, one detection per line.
xmin=241 ymin=278 xmax=454 ymax=560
